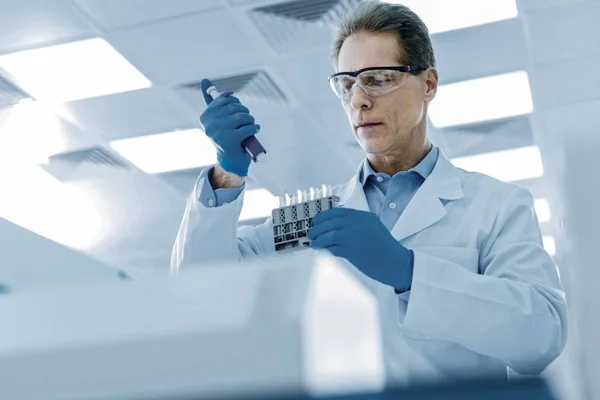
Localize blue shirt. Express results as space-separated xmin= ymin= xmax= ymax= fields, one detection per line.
xmin=198 ymin=145 xmax=440 ymax=227
xmin=359 ymin=145 xmax=439 ymax=231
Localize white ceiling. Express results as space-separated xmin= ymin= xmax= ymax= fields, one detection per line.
xmin=0 ymin=0 xmax=581 ymax=270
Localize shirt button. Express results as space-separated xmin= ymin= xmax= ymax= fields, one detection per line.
xmin=388 ymin=202 xmax=397 ymax=210
xmin=207 ymin=199 xmax=215 ymax=207
xmin=376 ymin=176 xmax=384 ymax=182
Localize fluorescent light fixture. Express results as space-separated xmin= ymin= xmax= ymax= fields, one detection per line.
xmin=0 ymin=38 xmax=151 ymax=102
xmin=534 ymin=198 xmax=551 ymax=223
xmin=240 ymin=189 xmax=278 ymax=221
xmin=110 ymin=129 xmax=217 ymax=174
xmin=383 ymin=0 xmax=518 ymax=34
xmin=542 ymin=235 xmax=556 ymax=256
xmin=451 ymin=146 xmax=544 ymax=182
xmin=429 ymin=71 xmax=533 ymax=128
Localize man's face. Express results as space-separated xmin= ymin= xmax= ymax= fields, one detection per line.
xmin=336 ymin=31 xmax=437 ymax=156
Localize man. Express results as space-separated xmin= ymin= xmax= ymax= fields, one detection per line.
xmin=172 ymin=0 xmax=566 ymax=384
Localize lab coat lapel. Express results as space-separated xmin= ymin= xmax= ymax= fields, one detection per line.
xmin=390 ymin=148 xmax=464 ymax=241
xmin=336 ymin=166 xmax=370 ymax=212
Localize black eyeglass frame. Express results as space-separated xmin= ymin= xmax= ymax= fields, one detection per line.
xmin=327 ymin=65 xmax=429 ymax=82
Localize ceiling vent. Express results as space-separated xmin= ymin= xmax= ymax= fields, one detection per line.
xmin=0 ymin=72 xmax=30 ymax=108
xmin=438 ymin=116 xmax=534 ymax=158
xmin=249 ymin=0 xmax=360 ymax=53
xmin=41 ymin=146 xmax=131 ymax=181
xmin=184 ymin=71 xmax=287 ymax=105
xmin=253 ymin=0 xmax=342 ymax=21
xmin=47 ymin=146 xmax=129 ymax=168
xmin=454 ymin=117 xmax=518 ymax=134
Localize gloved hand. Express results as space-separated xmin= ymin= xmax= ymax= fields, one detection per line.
xmin=199 ymin=79 xmax=260 ymax=177
xmin=308 ymin=208 xmax=414 ymax=292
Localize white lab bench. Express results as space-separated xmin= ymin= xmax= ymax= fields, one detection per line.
xmin=0 ymin=251 xmax=384 ymax=400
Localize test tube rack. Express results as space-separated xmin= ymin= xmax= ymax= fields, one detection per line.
xmin=272 ymin=188 xmax=339 ymax=253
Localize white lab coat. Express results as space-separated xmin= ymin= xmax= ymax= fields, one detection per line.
xmin=171 ymin=148 xmax=567 ymax=384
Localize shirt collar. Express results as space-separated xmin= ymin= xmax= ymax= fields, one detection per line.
xmin=359 ymin=144 xmax=439 ymax=186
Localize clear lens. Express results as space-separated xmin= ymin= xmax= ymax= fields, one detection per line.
xmin=329 ymin=69 xmax=406 ymax=100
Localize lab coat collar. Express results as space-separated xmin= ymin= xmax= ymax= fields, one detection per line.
xmin=359 ymin=145 xmax=438 ymax=185
xmin=337 ymin=147 xmax=464 ymax=241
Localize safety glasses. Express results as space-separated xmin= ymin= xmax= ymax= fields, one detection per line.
xmin=328 ymin=65 xmax=428 ymax=101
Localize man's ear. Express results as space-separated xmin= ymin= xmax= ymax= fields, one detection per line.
xmin=424 ymin=67 xmax=438 ymax=102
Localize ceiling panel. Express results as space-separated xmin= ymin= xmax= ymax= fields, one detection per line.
xmin=105 ymin=8 xmax=269 ymax=85
xmin=530 ymin=52 xmax=600 ymax=109
xmin=64 ymin=87 xmax=198 ymax=141
xmin=516 ymin=0 xmax=590 ymax=12
xmin=276 ymin=50 xmax=336 ymax=104
xmin=306 ymin=99 xmax=353 ymax=144
xmin=523 ymin=0 xmax=600 ymax=64
xmin=432 ymin=18 xmax=528 ymax=84
xmin=74 ymin=0 xmax=222 ymax=31
xmin=440 ymin=116 xmax=534 ymax=158
xmin=249 ymin=108 xmax=330 ymax=150
xmin=538 ymin=98 xmax=600 ymax=140
xmin=228 ymin=0 xmax=287 ymax=5
xmin=0 ymin=0 xmax=96 ymax=55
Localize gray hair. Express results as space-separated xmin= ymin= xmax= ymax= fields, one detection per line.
xmin=331 ymin=0 xmax=436 ymax=71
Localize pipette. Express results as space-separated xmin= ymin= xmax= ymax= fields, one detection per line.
xmin=206 ymin=85 xmax=267 ymax=163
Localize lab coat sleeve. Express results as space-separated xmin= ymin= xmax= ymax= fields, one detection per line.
xmin=401 ymin=186 xmax=567 ymax=375
xmin=170 ymin=167 xmax=275 ymax=271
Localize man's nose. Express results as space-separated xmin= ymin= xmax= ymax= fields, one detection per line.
xmin=349 ymin=84 xmax=372 ymax=110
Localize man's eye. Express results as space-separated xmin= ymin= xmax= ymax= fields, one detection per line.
xmin=364 ymin=77 xmax=383 ymax=86
xmin=340 ymin=79 xmax=354 ymax=90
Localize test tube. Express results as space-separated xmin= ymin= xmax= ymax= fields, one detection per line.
xmin=297 ymin=189 xmax=303 ymax=203
xmin=277 ymin=196 xmax=286 ymax=208
xmin=309 ymin=187 xmax=316 ymax=201
xmin=285 ymin=189 xmax=296 ymax=205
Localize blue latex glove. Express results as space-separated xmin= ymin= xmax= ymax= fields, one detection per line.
xmin=199 ymin=79 xmax=260 ymax=177
xmin=308 ymin=208 xmax=414 ymax=292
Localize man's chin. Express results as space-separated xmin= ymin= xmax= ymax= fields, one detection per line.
xmin=358 ymin=140 xmax=389 ymax=155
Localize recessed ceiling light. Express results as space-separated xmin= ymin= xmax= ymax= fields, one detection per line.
xmin=382 ymin=0 xmax=518 ymax=34
xmin=240 ymin=189 xmax=278 ymax=221
xmin=451 ymin=146 xmax=544 ymax=182
xmin=429 ymin=71 xmax=533 ymax=128
xmin=542 ymin=235 xmax=556 ymax=256
xmin=0 ymin=38 xmax=151 ymax=102
xmin=109 ymin=129 xmax=216 ymax=174
xmin=534 ymin=198 xmax=551 ymax=223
